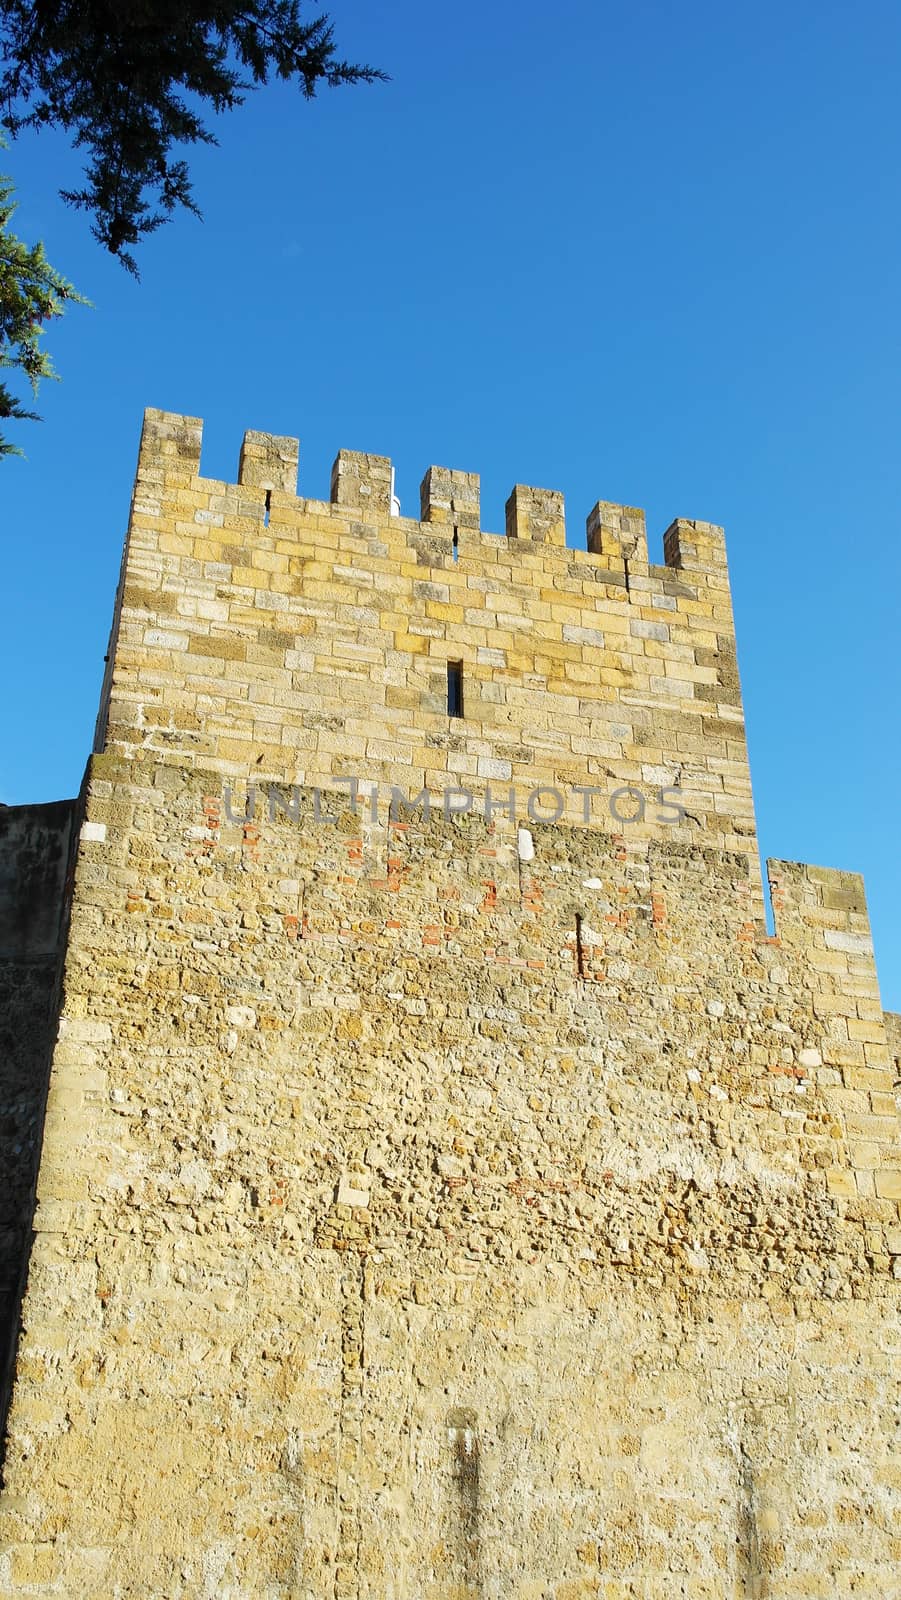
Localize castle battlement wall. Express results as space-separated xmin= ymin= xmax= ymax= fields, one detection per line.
xmin=0 ymin=411 xmax=898 ymax=1598
xmin=97 ymin=409 xmax=755 ymax=881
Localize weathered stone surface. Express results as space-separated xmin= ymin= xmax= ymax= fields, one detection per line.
xmin=0 ymin=411 xmax=898 ymax=1597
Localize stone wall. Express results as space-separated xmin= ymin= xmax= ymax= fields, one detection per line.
xmin=96 ymin=409 xmax=758 ymax=875
xmin=0 ymin=413 xmax=898 ymax=1597
xmin=0 ymin=801 xmax=76 ymax=1448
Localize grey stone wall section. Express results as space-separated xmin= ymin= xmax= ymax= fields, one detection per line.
xmin=0 ymin=801 xmax=76 ymax=1458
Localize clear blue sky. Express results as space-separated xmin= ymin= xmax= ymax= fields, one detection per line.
xmin=2 ymin=0 xmax=899 ymax=1006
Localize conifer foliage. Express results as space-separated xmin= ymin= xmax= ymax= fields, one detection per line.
xmin=0 ymin=3 xmax=380 ymax=453
xmin=0 ymin=156 xmax=84 ymax=457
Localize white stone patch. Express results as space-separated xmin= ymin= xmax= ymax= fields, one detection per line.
xmin=337 ymin=1173 xmax=371 ymax=1208
xmin=80 ymin=820 xmax=107 ymax=843
xmin=178 ymin=1158 xmax=212 ymax=1198
xmin=145 ymin=628 xmax=189 ymax=650
xmin=477 ymin=755 xmax=512 ymax=780
xmin=58 ymin=1017 xmax=112 ymax=1043
xmin=517 ymin=826 xmax=535 ymax=862
xmin=685 ymin=1244 xmax=710 ymax=1273
xmin=581 ymin=878 xmax=603 ymax=890
xmin=211 ymin=1122 xmax=231 ymax=1156
xmin=199 ymin=1540 xmax=233 ymax=1594
xmin=225 ymin=1004 xmax=257 ymax=1029
xmin=824 ymin=929 xmax=873 ymax=955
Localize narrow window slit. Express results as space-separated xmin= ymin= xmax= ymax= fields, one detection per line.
xmin=452 ymin=526 xmax=459 ymax=562
xmin=623 ymin=555 xmax=630 ymax=595
xmin=575 ymin=913 xmax=586 ymax=978
xmin=264 ymin=489 xmax=271 ymax=527
xmin=447 ymin=660 xmax=464 ymax=718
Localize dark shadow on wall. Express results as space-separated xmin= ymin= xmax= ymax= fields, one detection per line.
xmin=737 ymin=1434 xmax=771 ymax=1600
xmin=0 ymin=799 xmax=78 ymax=1479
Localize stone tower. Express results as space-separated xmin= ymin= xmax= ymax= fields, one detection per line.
xmin=0 ymin=408 xmax=899 ymax=1597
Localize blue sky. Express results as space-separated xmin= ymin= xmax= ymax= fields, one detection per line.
xmin=1 ymin=0 xmax=899 ymax=1006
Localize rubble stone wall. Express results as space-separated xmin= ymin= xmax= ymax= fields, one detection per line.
xmin=0 ymin=413 xmax=897 ymax=1597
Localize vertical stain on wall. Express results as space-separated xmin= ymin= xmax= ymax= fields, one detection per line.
xmin=736 ymin=1437 xmax=770 ymax=1600
xmin=447 ymin=1407 xmax=481 ymax=1595
xmin=335 ymin=1256 xmax=366 ymax=1600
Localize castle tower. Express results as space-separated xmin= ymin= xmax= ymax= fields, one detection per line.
xmin=0 ymin=410 xmax=899 ymax=1596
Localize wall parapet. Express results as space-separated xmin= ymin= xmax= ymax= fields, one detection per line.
xmin=134 ymin=409 xmax=728 ymax=581
xmin=97 ymin=410 xmax=753 ymax=876
xmin=0 ymin=398 xmax=898 ymax=1593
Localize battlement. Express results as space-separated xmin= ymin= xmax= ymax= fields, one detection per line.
xmin=136 ymin=408 xmax=730 ymax=581
xmin=1 ymin=409 xmax=899 ymax=1599
xmin=98 ymin=410 xmax=755 ymax=885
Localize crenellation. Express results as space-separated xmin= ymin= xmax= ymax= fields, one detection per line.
xmin=663 ymin=514 xmax=729 ymax=576
xmin=419 ymin=463 xmax=480 ymax=528
xmin=505 ymin=484 xmax=566 ymax=546
xmin=586 ymin=499 xmax=649 ymax=567
xmin=236 ymin=427 xmax=299 ymax=494
xmin=330 ymin=448 xmax=393 ymax=516
xmin=1 ymin=409 xmax=898 ymax=1598
xmin=135 ymin=406 xmax=203 ymax=486
xmin=93 ymin=412 xmax=759 ymax=860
